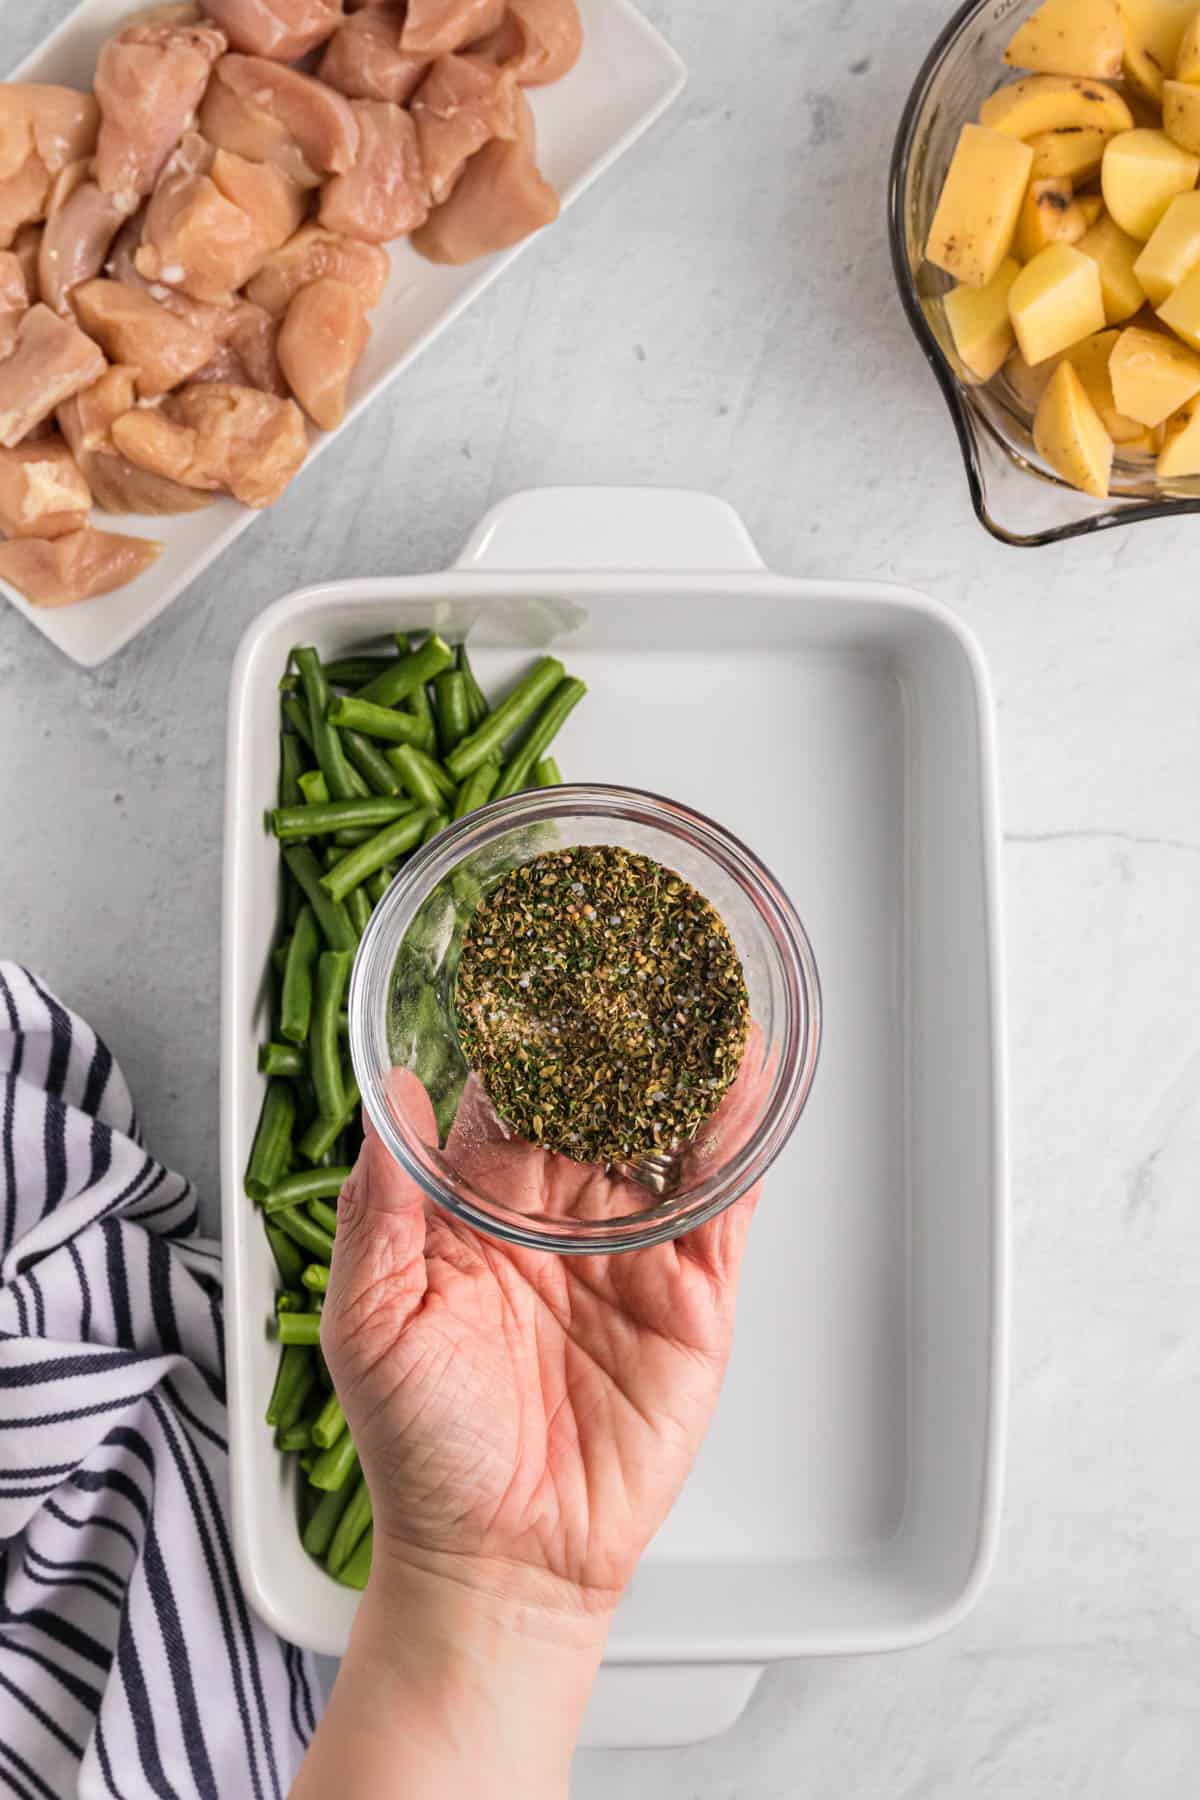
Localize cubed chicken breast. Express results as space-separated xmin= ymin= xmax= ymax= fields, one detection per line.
xmin=210 ymin=151 xmax=306 ymax=253
xmin=411 ymin=128 xmax=558 ymax=263
xmin=277 ymin=277 xmax=368 ymax=428
xmin=0 ymin=157 xmax=52 ymax=254
xmin=113 ymin=382 xmax=307 ymax=507
xmin=94 ymin=15 xmax=227 ymax=208
xmin=136 ymin=133 xmax=272 ymax=305
xmin=201 ymin=0 xmax=345 ymax=60
xmin=73 ymin=279 xmax=218 ymax=398
xmin=38 ymin=181 xmax=134 ymax=315
xmin=216 ymin=56 xmax=360 ymax=176
xmin=401 ymin=0 xmax=506 ymax=55
xmin=57 ymin=360 xmax=215 ymax=514
xmin=410 ymin=54 xmax=519 ymax=205
xmin=244 ymin=222 xmax=389 ymax=314
xmin=57 ymin=364 xmax=139 ymax=457
xmin=319 ymin=8 xmax=429 ymax=105
xmin=320 ymin=101 xmax=429 ymax=243
xmin=0 ymin=527 xmax=163 ymax=607
xmin=0 ymin=304 xmax=106 ymax=448
xmin=0 ymin=86 xmax=99 ymax=250
xmin=12 ymin=225 xmax=42 ymax=301
xmin=0 ymin=436 xmax=91 ymax=539
xmin=472 ymin=0 xmax=582 ymax=86
xmin=0 ymin=249 xmax=28 ymax=360
xmin=199 ymin=64 xmax=322 ymax=188
xmin=224 ymin=298 xmax=288 ymax=393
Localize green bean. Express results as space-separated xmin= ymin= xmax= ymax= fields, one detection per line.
xmin=282 ymin=695 xmax=314 ymax=751
xmin=336 ymin=1525 xmax=373 ymax=1590
xmin=365 ymin=867 xmax=394 ymax=906
xmin=355 ymin=633 xmax=453 ymax=707
xmin=302 ymin=1262 xmax=330 ymax=1293
xmin=453 ymin=760 xmax=500 ymax=818
xmin=275 ymin=1288 xmax=305 ymax=1315
xmin=300 ymin=1452 xmax=316 ymax=1474
xmin=325 ymin=696 xmax=427 ymax=745
xmin=325 ymin=655 xmax=395 ymax=687
xmin=245 ymin=1081 xmax=296 ymax=1202
xmin=445 ymin=657 xmax=565 ymax=780
xmin=433 ymin=670 xmax=471 ymax=754
xmin=338 ymin=1007 xmax=351 ymax=1036
xmin=333 ymin=825 xmax=382 ymax=846
xmin=421 ymin=810 xmax=448 ymax=846
xmin=326 ymin=1472 xmax=372 ymax=1564
xmin=280 ymin=905 xmax=321 ymax=1046
xmin=265 ymin=1221 xmax=305 ymax=1286
xmin=341 ymin=727 xmax=403 ymax=795
xmin=302 ymin=1464 xmax=359 ymax=1558
xmin=347 ymin=885 xmax=372 ymax=937
xmin=274 ymin=1205 xmax=336 ymax=1263
xmin=298 ymin=1075 xmax=360 ymax=1165
xmin=535 ymin=756 xmax=563 ymax=788
xmin=404 ymin=679 xmax=437 ymax=752
xmin=276 ymin=1421 xmax=313 ymax=1453
xmin=311 ymin=1430 xmax=361 ymax=1497
xmin=270 ymin=941 xmax=290 ymax=979
xmin=294 ymin=647 xmax=359 ymax=802
xmin=311 ymin=951 xmax=354 ymax=1119
xmin=280 ymin=671 xmax=299 ymax=693
xmin=308 ymin=1197 xmax=339 ymax=1236
xmin=283 ymin=869 xmax=304 ymax=930
xmin=384 ymin=743 xmax=441 ymax=810
xmin=283 ymin=846 xmax=358 ymax=953
xmin=258 ymin=1041 xmax=305 ymax=1078
xmin=297 ymin=769 xmax=329 ymax=806
xmin=457 ymin=643 xmax=489 ymax=727
xmin=262 ymin=1165 xmax=352 ymax=1215
xmin=494 ymin=678 xmax=587 ymax=800
xmin=321 ymin=844 xmax=341 ymax=872
xmin=311 ymin=1391 xmax=346 ymax=1450
xmin=319 ymin=811 xmax=432 ymax=903
xmin=266 ymin=1345 xmax=314 ymax=1429
xmin=272 ymin=797 xmax=416 ymax=841
xmin=278 ymin=1311 xmax=322 ymax=1346
xmin=279 ymin=731 xmax=307 ymax=808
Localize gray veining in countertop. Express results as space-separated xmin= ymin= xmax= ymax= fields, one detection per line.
xmin=2 ymin=2 xmax=1198 ymax=1794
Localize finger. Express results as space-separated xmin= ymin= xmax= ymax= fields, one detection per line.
xmin=327 ymin=1070 xmax=437 ymax=1335
xmin=682 ymin=1025 xmax=775 ymax=1281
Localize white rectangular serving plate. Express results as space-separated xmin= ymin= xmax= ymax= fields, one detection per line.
xmin=2 ymin=0 xmax=685 ymax=667
xmin=221 ymin=488 xmax=1007 ymax=1746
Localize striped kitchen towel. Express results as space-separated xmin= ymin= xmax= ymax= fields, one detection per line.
xmin=0 ymin=963 xmax=317 ymax=1799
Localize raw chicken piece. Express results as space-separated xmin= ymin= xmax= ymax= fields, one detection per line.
xmin=38 ymin=181 xmax=133 ymax=315
xmin=0 ymin=528 xmax=162 ymax=607
xmin=320 ymin=101 xmax=429 ymax=243
xmin=0 ymin=86 xmax=99 ymax=249
xmin=411 ymin=109 xmax=557 ymax=262
xmin=0 ymin=436 xmax=91 ymax=538
xmin=216 ymin=56 xmax=360 ymax=176
xmin=12 ymin=225 xmax=42 ymax=301
xmin=472 ymin=0 xmax=582 ymax=86
xmin=277 ymin=277 xmax=368 ymax=428
xmin=112 ymin=382 xmax=307 ymax=506
xmin=409 ymin=54 xmax=519 ymax=204
xmin=58 ymin=366 xmax=216 ymax=514
xmin=199 ymin=65 xmax=322 ymax=188
xmin=0 ymin=157 xmax=51 ymax=253
xmin=245 ymin=222 xmax=389 ymax=314
xmin=72 ymin=279 xmax=218 ymax=398
xmin=94 ymin=15 xmax=227 ymax=208
xmin=0 ymin=250 xmax=27 ymax=360
xmin=0 ymin=304 xmax=106 ymax=448
xmin=201 ymin=0 xmax=344 ymax=60
xmin=57 ymin=364 xmax=139 ymax=457
xmin=224 ymin=298 xmax=288 ymax=392
xmin=211 ymin=151 xmax=306 ymax=252
xmin=136 ymin=134 xmax=274 ymax=305
xmin=401 ymin=0 xmax=505 ymax=55
xmin=319 ymin=8 xmax=429 ymax=105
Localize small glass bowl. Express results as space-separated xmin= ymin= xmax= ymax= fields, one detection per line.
xmin=889 ymin=0 xmax=1200 ymax=546
xmin=348 ymin=785 xmax=821 ymax=1254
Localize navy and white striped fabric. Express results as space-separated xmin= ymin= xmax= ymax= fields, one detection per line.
xmin=0 ymin=964 xmax=318 ymax=1798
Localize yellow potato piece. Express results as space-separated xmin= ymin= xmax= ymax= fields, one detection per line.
xmin=1109 ymin=321 xmax=1200 ymax=420
xmin=1064 ymin=326 xmax=1155 ymax=437
xmin=1077 ymin=193 xmax=1105 ymax=225
xmin=1156 ymin=257 xmax=1200 ymax=344
xmin=1077 ymin=212 xmax=1147 ymax=318
xmin=945 ymin=257 xmax=1021 ymax=380
xmin=1008 ymin=240 xmax=1106 ymax=362
xmin=925 ymin=123 xmax=1033 ymax=287
xmin=1132 ymin=189 xmax=1200 ymax=300
xmin=1156 ymin=395 xmax=1200 ymax=471
xmin=1004 ymin=0 xmax=1124 ymax=78
xmin=1033 ymin=358 xmax=1114 ymax=494
xmin=979 ymin=73 xmax=1133 ymax=137
xmin=1014 ymin=175 xmax=1090 ymax=258
xmin=1004 ymin=346 xmax=1054 ymax=409
xmin=1120 ymin=0 xmax=1197 ymax=102
xmin=1162 ymin=78 xmax=1200 ymax=152
xmin=1029 ymin=125 xmax=1109 ymax=181
xmin=1101 ymin=128 xmax=1199 ymax=238
xmin=1176 ymin=13 xmax=1200 ymax=80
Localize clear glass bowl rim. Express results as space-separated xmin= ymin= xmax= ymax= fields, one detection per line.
xmin=887 ymin=0 xmax=1200 ymax=547
xmin=348 ymin=783 xmax=822 ymax=1254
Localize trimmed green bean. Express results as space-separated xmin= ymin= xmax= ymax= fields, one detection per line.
xmin=453 ymin=760 xmax=500 ymax=819
xmin=265 ymin=1221 xmax=305 ymax=1286
xmin=275 ymin=1289 xmax=305 ymax=1315
xmin=274 ymin=1205 xmax=336 ymax=1263
xmin=403 ymin=679 xmax=437 ymax=752
xmin=457 ymin=643 xmax=489 ymax=727
xmin=245 ymin=1081 xmax=296 ymax=1202
xmin=384 ymin=743 xmax=441 ymax=810
xmin=278 ymin=1311 xmax=322 ymax=1346
xmin=311 ymin=1391 xmax=346 ymax=1450
xmin=276 ymin=1421 xmax=312 ymax=1453
xmin=494 ymin=678 xmax=587 ymax=800
xmin=279 ymin=731 xmax=307 ymax=808
xmin=280 ymin=905 xmax=321 ymax=1046
xmin=347 ymin=885 xmax=372 ymax=937
xmin=297 ymin=769 xmax=329 ymax=806
xmin=535 ymin=756 xmax=563 ymax=788
xmin=298 ymin=1075 xmax=361 ymax=1165
xmin=311 ymin=1430 xmax=360 ymax=1497
xmin=301 ymin=1262 xmax=330 ymax=1293
xmin=326 ymin=696 xmax=427 ymax=745
xmin=433 ymin=670 xmax=471 ymax=754
xmin=283 ymin=869 xmax=304 ymax=930
xmin=258 ymin=1041 xmax=306 ymax=1078
xmin=445 ymin=657 xmax=565 ymax=780
xmin=311 ymin=951 xmax=354 ymax=1120
xmin=319 ymin=811 xmax=432 ymax=903
xmin=336 ymin=1525 xmax=373 ymax=1590
xmin=302 ymin=1464 xmax=359 ymax=1558
xmin=262 ymin=1166 xmax=352 ymax=1216
xmin=326 ymin=1472 xmax=372 ymax=1564
xmin=325 ymin=655 xmax=395 ymax=687
xmin=333 ymin=826 xmax=381 ymax=846
xmin=338 ymin=1007 xmax=351 ymax=1036
xmin=421 ymin=810 xmax=448 ymax=846
xmin=282 ymin=696 xmax=314 ymax=752
xmin=266 ymin=1345 xmax=314 ymax=1428
xmin=294 ymin=647 xmax=359 ymax=802
xmin=283 ymin=846 xmax=358 ymax=953
xmin=341 ymin=727 xmax=403 ymax=795
xmin=270 ymin=941 xmax=290 ymax=979
xmin=355 ymin=633 xmax=453 ymax=707
xmin=273 ymin=797 xmax=416 ymax=841
xmin=364 ymin=868 xmax=393 ymax=906
xmin=308 ymin=1197 xmax=339 ymax=1236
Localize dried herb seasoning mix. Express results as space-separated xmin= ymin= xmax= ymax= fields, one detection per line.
xmin=454 ymin=844 xmax=751 ymax=1164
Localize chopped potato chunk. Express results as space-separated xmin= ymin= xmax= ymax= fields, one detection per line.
xmin=1109 ymin=322 xmax=1200 ymax=423
xmin=924 ymin=123 xmax=1032 ymax=288
xmin=1008 ymin=241 xmax=1106 ymax=364
xmin=1101 ymin=127 xmax=1200 ymax=238
xmin=1033 ymin=357 xmax=1114 ymax=495
xmin=1004 ymin=0 xmax=1123 ymax=79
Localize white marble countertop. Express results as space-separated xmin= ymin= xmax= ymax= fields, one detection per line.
xmin=3 ymin=1 xmax=1198 ymax=1793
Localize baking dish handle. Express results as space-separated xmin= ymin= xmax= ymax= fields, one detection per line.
xmin=582 ymin=1661 xmax=765 ymax=1749
xmin=456 ymin=487 xmax=766 ymax=574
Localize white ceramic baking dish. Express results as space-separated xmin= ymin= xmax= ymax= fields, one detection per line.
xmin=1 ymin=0 xmax=684 ymax=668
xmin=221 ymin=487 xmax=1008 ymax=1747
